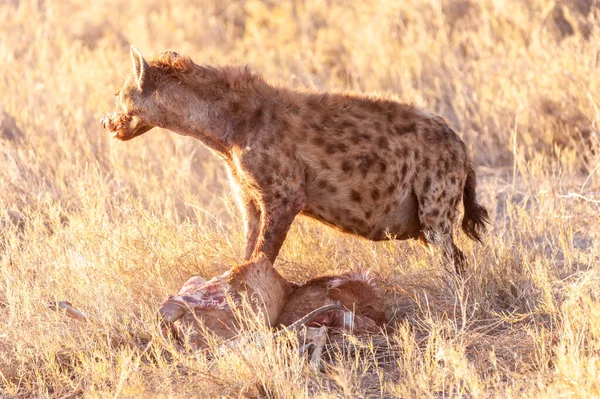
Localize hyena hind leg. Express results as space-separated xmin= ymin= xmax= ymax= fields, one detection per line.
xmin=421 ymin=229 xmax=467 ymax=275
xmin=417 ymin=191 xmax=467 ymax=275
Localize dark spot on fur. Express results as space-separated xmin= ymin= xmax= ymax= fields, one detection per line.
xmin=350 ymin=190 xmax=362 ymax=203
xmin=320 ymin=161 xmax=331 ymax=170
xmin=385 ymin=204 xmax=392 ymax=213
xmin=284 ymin=145 xmax=295 ymax=158
xmin=310 ymin=122 xmax=322 ymax=131
xmin=427 ymin=126 xmax=446 ymax=143
xmin=377 ymin=136 xmax=389 ymax=149
xmin=271 ymin=159 xmax=281 ymax=171
xmin=385 ymin=109 xmax=395 ymax=123
xmin=429 ymin=209 xmax=440 ymax=218
xmin=450 ymin=151 xmax=457 ymax=164
xmin=371 ymin=188 xmax=380 ymax=201
xmin=379 ymin=162 xmax=387 ymax=173
xmin=401 ymin=163 xmax=408 ymax=178
xmin=423 ymin=177 xmax=431 ymax=193
xmin=253 ymin=105 xmax=264 ymax=120
xmin=313 ymin=136 xmax=326 ymax=146
xmin=325 ymin=144 xmax=338 ymax=154
xmin=328 ymin=184 xmax=338 ymax=194
xmin=394 ymin=122 xmax=416 ymax=135
xmin=358 ymin=153 xmax=377 ymax=176
xmin=350 ymin=130 xmax=371 ymax=144
xmin=229 ymin=102 xmax=241 ymax=113
xmin=387 ymin=184 xmax=395 ymax=194
xmin=365 ymin=210 xmax=372 ymax=219
xmin=339 ymin=120 xmax=355 ymax=131
xmin=342 ymin=160 xmax=353 ymax=173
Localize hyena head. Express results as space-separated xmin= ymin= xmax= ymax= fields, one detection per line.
xmin=100 ymin=46 xmax=161 ymax=141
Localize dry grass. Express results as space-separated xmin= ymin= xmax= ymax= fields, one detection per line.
xmin=1 ymin=0 xmax=599 ymax=397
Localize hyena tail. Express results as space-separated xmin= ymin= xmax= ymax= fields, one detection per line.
xmin=461 ymin=166 xmax=489 ymax=242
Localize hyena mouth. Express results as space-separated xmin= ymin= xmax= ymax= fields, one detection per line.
xmin=101 ymin=118 xmax=153 ymax=141
xmin=113 ymin=124 xmax=154 ymax=141
xmin=100 ymin=114 xmax=153 ymax=141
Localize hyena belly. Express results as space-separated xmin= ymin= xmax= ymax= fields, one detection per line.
xmin=300 ymin=159 xmax=422 ymax=241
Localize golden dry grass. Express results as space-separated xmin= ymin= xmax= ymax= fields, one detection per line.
xmin=1 ymin=0 xmax=599 ymax=397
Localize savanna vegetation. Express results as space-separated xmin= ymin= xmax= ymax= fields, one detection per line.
xmin=1 ymin=0 xmax=599 ymax=397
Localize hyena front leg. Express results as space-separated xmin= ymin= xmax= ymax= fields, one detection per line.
xmin=252 ymin=193 xmax=306 ymax=263
xmin=229 ymin=166 xmax=263 ymax=261
xmin=242 ymin=196 xmax=262 ymax=260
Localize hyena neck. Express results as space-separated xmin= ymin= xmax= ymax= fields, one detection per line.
xmin=161 ymin=66 xmax=277 ymax=157
xmin=166 ymin=116 xmax=231 ymax=156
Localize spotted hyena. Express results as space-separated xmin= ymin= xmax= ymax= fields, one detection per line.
xmin=101 ymin=47 xmax=489 ymax=273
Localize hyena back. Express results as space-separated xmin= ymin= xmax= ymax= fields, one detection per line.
xmin=101 ymin=47 xmax=489 ymax=273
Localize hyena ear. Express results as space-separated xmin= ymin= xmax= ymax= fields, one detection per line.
xmin=130 ymin=46 xmax=151 ymax=91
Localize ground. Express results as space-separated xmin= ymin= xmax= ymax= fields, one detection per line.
xmin=0 ymin=0 xmax=599 ymax=398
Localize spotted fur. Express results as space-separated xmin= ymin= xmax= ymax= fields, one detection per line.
xmin=101 ymin=47 xmax=489 ymax=273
